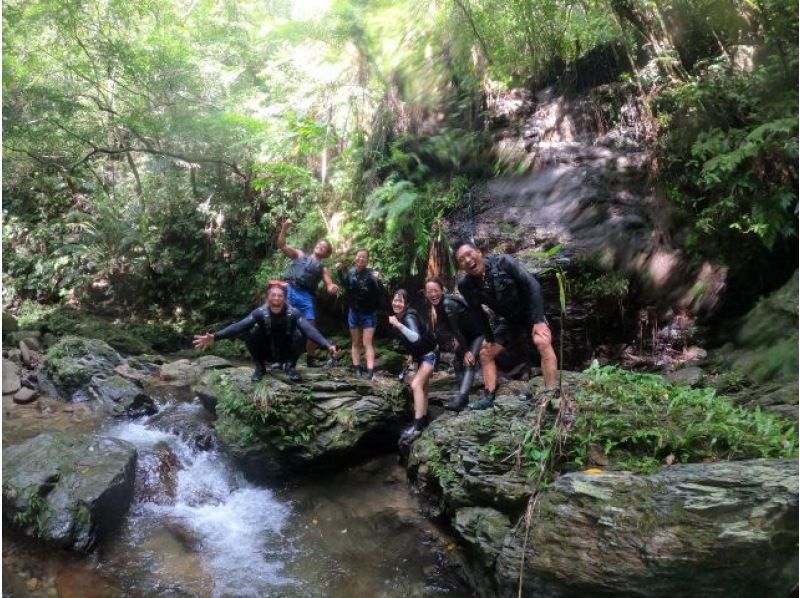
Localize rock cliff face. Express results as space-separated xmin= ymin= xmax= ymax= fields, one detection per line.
xmin=445 ymin=84 xmax=726 ymax=369
xmin=407 ymin=379 xmax=798 ymax=597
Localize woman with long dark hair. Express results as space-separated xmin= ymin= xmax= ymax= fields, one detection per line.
xmin=388 ymin=289 xmax=438 ymax=442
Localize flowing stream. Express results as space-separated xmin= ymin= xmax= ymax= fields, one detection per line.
xmin=2 ymin=391 xmax=468 ymax=597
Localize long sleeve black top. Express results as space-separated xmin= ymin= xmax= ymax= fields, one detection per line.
xmin=457 ymin=254 xmax=546 ymax=342
xmin=213 ymin=304 xmax=331 ymax=349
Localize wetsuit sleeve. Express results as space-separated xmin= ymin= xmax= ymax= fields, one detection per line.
xmin=457 ymin=275 xmax=494 ymax=342
xmin=213 ymin=309 xmax=258 ymax=340
xmin=399 ymin=311 xmax=426 ymax=344
xmin=397 ymin=323 xmax=420 ymax=344
xmin=297 ymin=316 xmax=331 ymax=349
xmin=500 ymin=255 xmax=545 ymax=324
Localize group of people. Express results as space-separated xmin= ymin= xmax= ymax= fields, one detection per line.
xmin=193 ymin=220 xmax=558 ymax=443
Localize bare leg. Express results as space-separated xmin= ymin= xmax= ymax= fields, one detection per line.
xmin=410 ymin=362 xmax=435 ymax=419
xmin=350 ymin=327 xmax=362 ymax=367
xmin=479 ymin=342 xmax=505 ymax=392
xmin=533 ymin=323 xmax=558 ymax=387
xmin=362 ymin=327 xmax=376 ymax=370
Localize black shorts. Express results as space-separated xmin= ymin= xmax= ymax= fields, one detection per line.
xmin=491 ymin=315 xmax=523 ymax=348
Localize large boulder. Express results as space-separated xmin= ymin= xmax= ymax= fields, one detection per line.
xmin=490 ymin=459 xmax=798 ymax=598
xmin=408 ymin=374 xmax=798 ymax=597
xmin=195 ymin=366 xmax=408 ymax=478
xmin=2 ymin=431 xmax=137 ymax=552
xmin=38 ymin=337 xmax=122 ymax=401
xmin=37 ymin=337 xmax=156 ymax=415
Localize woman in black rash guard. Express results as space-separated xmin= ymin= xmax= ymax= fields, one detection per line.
xmin=424 ymin=278 xmax=484 ymax=412
xmin=192 ymin=282 xmax=339 ymax=382
xmin=388 ymin=289 xmax=438 ymax=442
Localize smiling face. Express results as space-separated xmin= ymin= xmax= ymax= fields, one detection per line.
xmin=424 ymin=280 xmax=444 ymax=305
xmin=391 ymin=293 xmax=407 ymax=315
xmin=313 ymin=239 xmax=332 ymax=259
xmin=267 ymin=286 xmax=287 ymax=311
xmin=455 ymin=244 xmax=485 ymax=276
xmin=354 ymin=250 xmax=369 ymax=270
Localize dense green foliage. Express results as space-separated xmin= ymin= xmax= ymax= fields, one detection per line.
xmin=506 ymin=364 xmax=798 ymax=482
xmin=3 ymin=0 xmax=797 ymax=329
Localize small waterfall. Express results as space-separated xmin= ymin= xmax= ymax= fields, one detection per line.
xmin=102 ymin=401 xmax=296 ymax=597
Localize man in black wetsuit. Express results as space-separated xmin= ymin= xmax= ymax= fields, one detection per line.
xmin=278 ymin=219 xmax=339 ymax=367
xmin=455 ymin=242 xmax=558 ymax=409
xmin=192 ymin=282 xmax=339 ymax=382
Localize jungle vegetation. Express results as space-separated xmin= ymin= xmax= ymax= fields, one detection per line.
xmin=3 ymin=0 xmax=797 ymax=338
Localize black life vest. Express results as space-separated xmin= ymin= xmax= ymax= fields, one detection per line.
xmin=256 ymin=305 xmax=299 ymax=339
xmin=481 ymin=255 xmax=525 ymax=321
xmin=398 ymin=308 xmax=437 ymax=358
xmin=284 ymin=255 xmax=323 ymax=292
xmin=345 ymin=268 xmax=381 ymax=312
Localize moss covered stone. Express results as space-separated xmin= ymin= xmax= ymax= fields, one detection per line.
xmin=195 ymin=366 xmax=408 ymax=478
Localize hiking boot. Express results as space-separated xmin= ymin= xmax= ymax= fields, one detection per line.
xmin=270 ymin=362 xmax=283 ymax=370
xmin=351 ymin=365 xmax=363 ymax=378
xmin=364 ymin=368 xmax=375 ymax=381
xmin=286 ymin=366 xmax=301 ymax=382
xmin=306 ymin=355 xmax=321 ymax=368
xmin=468 ymin=391 xmax=496 ymax=411
xmin=251 ymin=363 xmax=267 ymax=382
xmin=444 ymin=393 xmax=469 ymax=412
xmin=322 ymin=356 xmax=337 ymax=369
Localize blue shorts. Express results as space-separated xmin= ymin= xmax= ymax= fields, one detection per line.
xmin=288 ymin=285 xmax=315 ymax=320
xmin=348 ymin=308 xmax=377 ymax=330
xmin=416 ymin=351 xmax=438 ymax=367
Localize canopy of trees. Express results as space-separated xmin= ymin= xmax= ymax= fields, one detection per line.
xmin=3 ymin=0 xmax=797 ymax=325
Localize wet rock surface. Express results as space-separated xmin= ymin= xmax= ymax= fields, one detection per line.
xmin=195 ymin=366 xmax=408 ymax=478
xmin=2 ymin=431 xmax=137 ymax=553
xmin=446 ymin=84 xmax=724 ymax=370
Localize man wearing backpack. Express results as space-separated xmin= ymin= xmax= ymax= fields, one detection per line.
xmin=455 ymin=242 xmax=558 ymax=409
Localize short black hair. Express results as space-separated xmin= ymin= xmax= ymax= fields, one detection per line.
xmin=454 ymin=240 xmax=478 ymax=253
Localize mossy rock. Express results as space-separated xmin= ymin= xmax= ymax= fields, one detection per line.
xmin=195 ymin=366 xmax=408 ymax=478
xmin=38 ymin=337 xmax=122 ymax=401
xmin=3 ymin=431 xmax=137 ymax=553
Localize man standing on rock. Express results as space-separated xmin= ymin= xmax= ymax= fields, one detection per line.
xmin=278 ymin=219 xmax=339 ymax=367
xmin=455 ymin=242 xmax=558 ymax=409
xmin=193 ymin=282 xmax=339 ymax=382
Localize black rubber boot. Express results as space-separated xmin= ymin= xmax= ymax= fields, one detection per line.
xmin=444 ymin=393 xmax=469 ymax=412
xmin=251 ymin=363 xmax=267 ymax=382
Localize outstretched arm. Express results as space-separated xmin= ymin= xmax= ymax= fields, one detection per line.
xmin=193 ymin=310 xmax=258 ymax=348
xmin=297 ymin=317 xmax=336 ymax=353
xmin=278 ymin=219 xmax=302 ymax=260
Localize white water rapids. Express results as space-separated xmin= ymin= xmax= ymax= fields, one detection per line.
xmin=103 ymin=402 xmax=295 ymax=597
